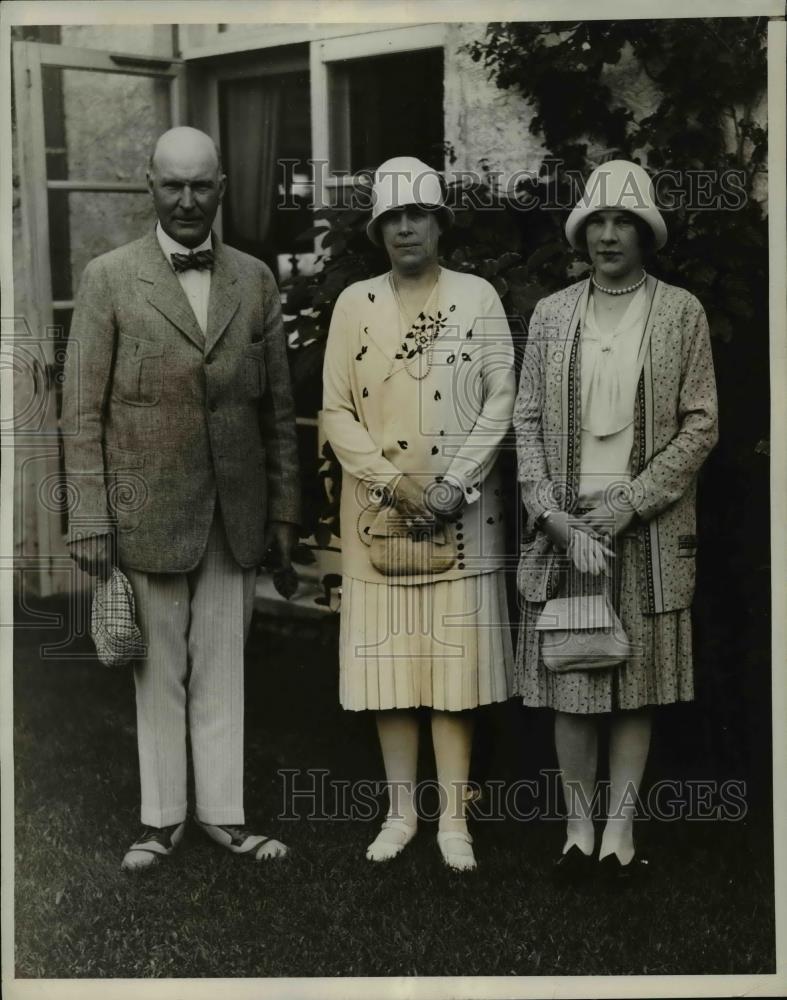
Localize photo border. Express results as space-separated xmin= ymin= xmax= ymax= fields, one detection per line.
xmin=1 ymin=1 xmax=785 ymax=998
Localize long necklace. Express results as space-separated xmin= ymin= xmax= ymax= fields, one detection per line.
xmin=389 ymin=271 xmax=440 ymax=381
xmin=591 ymin=270 xmax=647 ymax=296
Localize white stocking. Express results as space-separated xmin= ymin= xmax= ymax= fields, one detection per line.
xmin=431 ymin=710 xmax=474 ymax=835
xmin=366 ymin=710 xmax=419 ymax=860
xmin=599 ymin=708 xmax=652 ymax=864
xmin=555 ymin=711 xmax=599 ymax=856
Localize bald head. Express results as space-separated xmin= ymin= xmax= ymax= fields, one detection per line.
xmin=149 ymin=127 xmax=223 ymax=176
xmin=147 ymin=127 xmax=226 ymax=248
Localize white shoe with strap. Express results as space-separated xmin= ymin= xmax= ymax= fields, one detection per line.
xmin=437 ymin=829 xmax=477 ymax=872
xmin=366 ymin=818 xmax=417 ymax=862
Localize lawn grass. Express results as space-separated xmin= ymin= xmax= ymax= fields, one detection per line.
xmin=13 ymin=600 xmax=776 ymax=978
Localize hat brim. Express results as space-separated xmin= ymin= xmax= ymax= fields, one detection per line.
xmin=366 ymin=204 xmax=455 ymax=247
xmin=565 ymin=204 xmax=667 ymax=251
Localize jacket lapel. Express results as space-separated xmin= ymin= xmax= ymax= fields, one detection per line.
xmin=559 ymin=279 xmax=588 ymax=496
xmin=631 ymin=276 xmax=663 ymax=470
xmin=204 ymin=238 xmax=241 ymax=358
xmin=137 ymin=231 xmax=205 ymax=350
xmin=636 ymin=275 xmax=662 ymax=377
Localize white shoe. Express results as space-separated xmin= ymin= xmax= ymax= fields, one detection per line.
xmin=437 ymin=830 xmax=476 ymax=872
xmin=365 ymin=818 xmax=417 ymax=862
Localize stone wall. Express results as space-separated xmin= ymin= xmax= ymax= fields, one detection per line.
xmin=444 ymin=23 xmax=767 ymax=207
xmin=444 ymin=23 xmax=545 ymax=180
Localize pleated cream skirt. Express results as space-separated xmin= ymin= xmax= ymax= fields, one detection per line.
xmin=339 ymin=571 xmax=514 ymax=712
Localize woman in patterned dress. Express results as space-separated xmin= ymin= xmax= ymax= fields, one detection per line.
xmin=322 ymin=156 xmax=516 ymax=871
xmin=513 ymin=160 xmax=719 ymax=879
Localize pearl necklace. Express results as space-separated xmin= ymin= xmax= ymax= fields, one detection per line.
xmin=591 ymin=270 xmax=647 ymax=296
xmin=389 ymin=272 xmax=440 ymax=381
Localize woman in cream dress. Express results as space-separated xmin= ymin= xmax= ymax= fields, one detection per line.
xmin=514 ymin=160 xmax=718 ymax=880
xmin=322 ymin=157 xmax=515 ymax=871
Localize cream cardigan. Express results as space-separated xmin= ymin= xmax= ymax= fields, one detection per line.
xmin=322 ymin=268 xmax=516 ymax=585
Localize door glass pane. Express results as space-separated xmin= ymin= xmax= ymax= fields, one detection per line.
xmin=48 ymin=190 xmax=155 ymax=294
xmin=42 ymin=68 xmax=171 ymax=181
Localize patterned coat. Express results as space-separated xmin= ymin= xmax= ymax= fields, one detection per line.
xmin=514 ymin=276 xmax=718 ymax=614
xmin=322 ymin=268 xmax=516 ymax=585
xmin=62 ymin=231 xmax=300 ymax=573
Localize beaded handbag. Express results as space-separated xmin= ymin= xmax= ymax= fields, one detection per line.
xmin=368 ymin=507 xmax=456 ymax=577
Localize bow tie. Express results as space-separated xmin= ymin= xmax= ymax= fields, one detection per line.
xmin=171 ymin=249 xmax=214 ymax=273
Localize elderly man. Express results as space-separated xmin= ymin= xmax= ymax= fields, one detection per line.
xmin=62 ymin=126 xmax=300 ymax=869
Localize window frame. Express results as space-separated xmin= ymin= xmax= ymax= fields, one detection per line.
xmin=309 ymin=24 xmax=447 ymax=210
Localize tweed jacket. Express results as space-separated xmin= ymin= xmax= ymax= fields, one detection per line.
xmin=62 ymin=230 xmax=300 ymax=573
xmin=322 ymin=268 xmax=516 ymax=584
xmin=514 ymin=276 xmax=718 ymax=614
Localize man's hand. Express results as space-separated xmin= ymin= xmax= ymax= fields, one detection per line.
xmin=264 ymin=521 xmax=299 ymax=599
xmin=68 ymin=534 xmax=113 ymax=578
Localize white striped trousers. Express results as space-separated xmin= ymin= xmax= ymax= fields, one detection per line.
xmin=125 ymin=512 xmax=256 ymax=827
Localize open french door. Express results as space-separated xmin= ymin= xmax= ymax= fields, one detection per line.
xmin=11 ymin=42 xmax=186 ymax=597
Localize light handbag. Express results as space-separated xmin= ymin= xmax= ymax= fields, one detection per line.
xmin=368 ymin=507 xmax=456 ymax=577
xmin=535 ymin=590 xmax=631 ymax=673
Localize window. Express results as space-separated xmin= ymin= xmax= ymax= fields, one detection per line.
xmin=219 ymin=68 xmax=312 ymax=277
xmin=310 ymin=24 xmax=447 ymax=207
xmin=329 ymin=47 xmax=444 ymax=176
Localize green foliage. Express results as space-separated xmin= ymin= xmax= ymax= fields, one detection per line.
xmin=466 ymin=18 xmax=769 ymax=340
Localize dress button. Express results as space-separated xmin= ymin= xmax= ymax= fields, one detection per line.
xmin=209 ymin=401 xmax=218 ymax=413
xmin=458 ymin=562 xmax=466 ymax=570
xmin=456 ymin=522 xmax=464 ymax=530
xmin=457 ymin=543 xmax=465 ymax=552
xmin=456 ymin=533 xmax=463 ymax=540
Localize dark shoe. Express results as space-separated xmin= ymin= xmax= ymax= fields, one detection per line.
xmin=121 ymin=822 xmax=185 ymax=871
xmin=598 ymin=852 xmax=651 ymax=883
xmin=196 ymin=820 xmax=288 ymax=860
xmin=552 ymin=844 xmax=595 ymax=884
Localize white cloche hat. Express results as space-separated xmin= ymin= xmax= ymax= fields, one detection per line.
xmin=565 ymin=159 xmax=667 ymax=251
xmin=366 ymin=155 xmax=454 ymax=246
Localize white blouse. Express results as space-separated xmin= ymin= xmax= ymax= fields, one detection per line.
xmin=578 ymin=284 xmax=648 ymax=503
